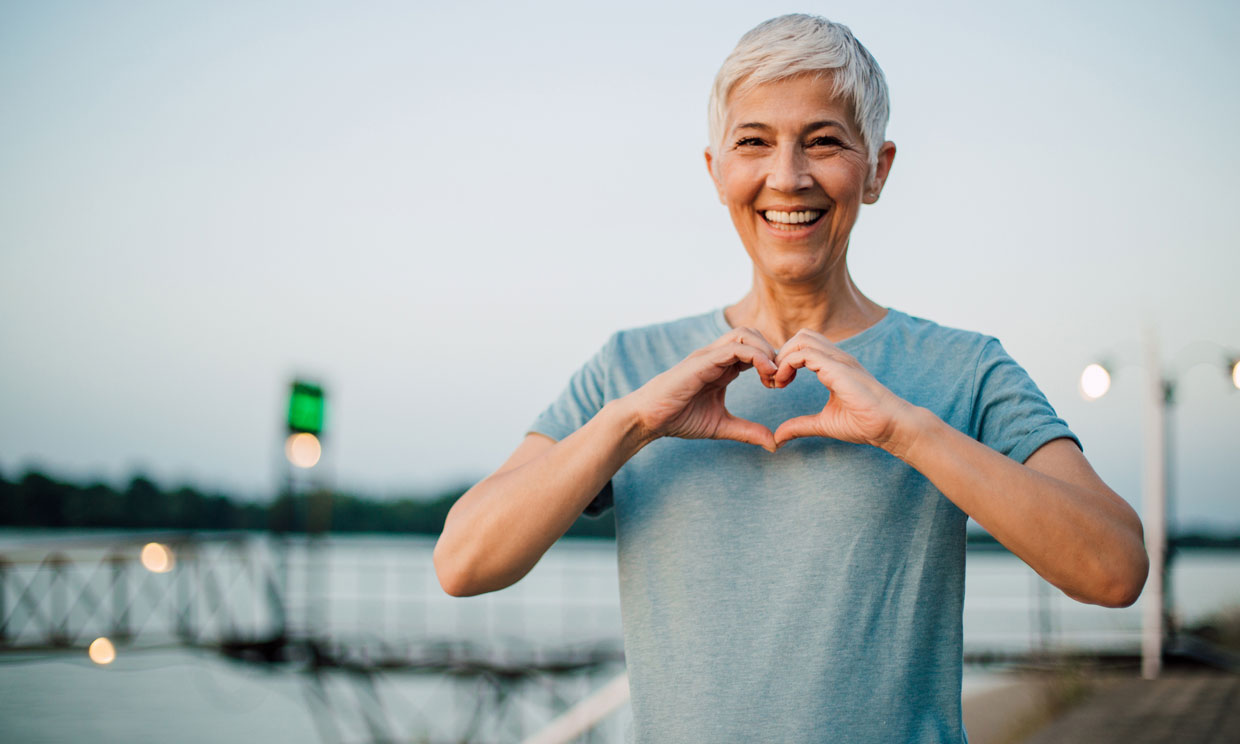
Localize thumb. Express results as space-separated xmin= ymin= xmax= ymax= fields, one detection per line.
xmin=773 ymin=415 xmax=823 ymax=449
xmin=714 ymin=413 xmax=776 ymax=452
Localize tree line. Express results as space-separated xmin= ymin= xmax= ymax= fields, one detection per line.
xmin=4 ymin=468 xmax=1238 ymax=548
xmin=0 ymin=468 xmax=617 ymax=539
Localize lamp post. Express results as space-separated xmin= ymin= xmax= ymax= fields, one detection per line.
xmin=279 ymin=378 xmax=331 ymax=639
xmin=1082 ymin=334 xmax=1239 ymax=680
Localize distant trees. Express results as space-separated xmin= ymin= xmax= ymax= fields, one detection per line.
xmin=0 ymin=469 xmax=617 ymax=538
xmin=0 ymin=470 xmax=266 ymax=531
xmin=5 ymin=469 xmax=1240 ymax=547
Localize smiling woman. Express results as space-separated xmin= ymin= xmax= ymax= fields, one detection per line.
xmin=705 ymin=74 xmax=894 ymax=309
xmin=433 ymin=13 xmax=1147 ymax=744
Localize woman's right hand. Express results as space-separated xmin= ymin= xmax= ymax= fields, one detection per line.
xmin=625 ymin=327 xmax=778 ymax=451
xmin=435 ymin=327 xmax=776 ymax=596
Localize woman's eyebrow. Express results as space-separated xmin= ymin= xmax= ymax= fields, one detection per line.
xmin=733 ymin=120 xmax=851 ymax=133
xmin=805 ymin=120 xmax=849 ymax=133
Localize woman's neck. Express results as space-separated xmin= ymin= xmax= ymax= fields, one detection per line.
xmin=723 ymin=267 xmax=886 ymax=348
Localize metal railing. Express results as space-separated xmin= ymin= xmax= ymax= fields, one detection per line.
xmin=0 ymin=532 xmax=282 ymax=651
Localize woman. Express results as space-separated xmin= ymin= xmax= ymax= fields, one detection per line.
xmin=434 ymin=14 xmax=1147 ymax=742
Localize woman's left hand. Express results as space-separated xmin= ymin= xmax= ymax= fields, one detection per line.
xmin=771 ymin=329 xmax=919 ymax=452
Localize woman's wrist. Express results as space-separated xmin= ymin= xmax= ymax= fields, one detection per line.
xmin=880 ymin=404 xmax=941 ymax=463
xmin=599 ymin=395 xmax=659 ymax=455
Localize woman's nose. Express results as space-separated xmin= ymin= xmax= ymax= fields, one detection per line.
xmin=766 ymin=146 xmax=812 ymax=192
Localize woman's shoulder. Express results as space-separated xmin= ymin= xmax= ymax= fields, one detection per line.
xmin=864 ymin=309 xmax=1008 ymax=379
xmin=880 ymin=308 xmax=1000 ymax=354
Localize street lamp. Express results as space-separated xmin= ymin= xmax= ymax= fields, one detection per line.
xmin=1082 ymin=334 xmax=1239 ymax=680
xmin=1086 ymin=352 xmax=1240 ymax=401
xmin=1079 ymin=363 xmax=1112 ymax=401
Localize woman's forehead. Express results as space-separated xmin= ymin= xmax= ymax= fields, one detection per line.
xmin=725 ymin=75 xmax=859 ymax=134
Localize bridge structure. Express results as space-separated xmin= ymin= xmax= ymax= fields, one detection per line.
xmin=0 ymin=531 xmax=626 ymax=743
xmin=7 ymin=531 xmax=1225 ymax=743
xmin=0 ymin=532 xmax=283 ymax=652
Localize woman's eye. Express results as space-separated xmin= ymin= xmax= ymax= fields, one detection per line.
xmin=808 ymin=136 xmax=845 ymax=148
xmin=735 ymin=137 xmax=766 ymax=147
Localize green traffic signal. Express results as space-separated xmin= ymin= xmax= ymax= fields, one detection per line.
xmin=287 ymin=381 xmax=325 ymax=435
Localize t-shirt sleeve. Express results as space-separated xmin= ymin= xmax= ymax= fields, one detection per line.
xmin=969 ymin=338 xmax=1081 ymax=464
xmin=528 ymin=334 xmax=618 ymax=517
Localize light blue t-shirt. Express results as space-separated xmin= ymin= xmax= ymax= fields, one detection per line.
xmin=531 ymin=308 xmax=1078 ymax=743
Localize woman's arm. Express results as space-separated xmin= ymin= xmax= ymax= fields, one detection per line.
xmin=772 ymin=330 xmax=1148 ymax=608
xmin=433 ymin=330 xmax=780 ymax=596
xmin=434 ymin=404 xmax=644 ymax=597
xmin=894 ymin=419 xmax=1146 ymax=607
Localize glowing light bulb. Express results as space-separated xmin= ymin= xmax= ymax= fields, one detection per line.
xmin=285 ymin=432 xmax=322 ymax=468
xmin=1232 ymin=360 xmax=1240 ymax=391
xmin=1080 ymin=363 xmax=1112 ymax=401
xmin=140 ymin=542 xmax=174 ymax=573
xmin=89 ymin=637 xmax=116 ymax=665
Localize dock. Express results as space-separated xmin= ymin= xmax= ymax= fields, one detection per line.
xmin=1023 ymin=670 xmax=1239 ymax=743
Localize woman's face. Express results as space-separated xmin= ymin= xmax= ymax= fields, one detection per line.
xmin=706 ymin=74 xmax=895 ymax=287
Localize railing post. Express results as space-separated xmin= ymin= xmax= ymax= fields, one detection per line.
xmin=266 ymin=535 xmax=287 ymax=640
xmin=0 ymin=556 xmax=9 ymax=646
xmin=176 ymin=542 xmax=195 ymax=643
xmin=110 ymin=552 xmax=130 ymax=642
xmin=49 ymin=553 xmax=69 ymax=647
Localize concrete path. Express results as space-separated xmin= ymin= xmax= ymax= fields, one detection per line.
xmin=962 ymin=677 xmax=1051 ymax=744
xmin=1024 ymin=672 xmax=1240 ymax=744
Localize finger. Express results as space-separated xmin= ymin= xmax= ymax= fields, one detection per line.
xmin=772 ymin=347 xmax=825 ymax=387
xmin=734 ymin=326 xmax=779 ymax=361
xmin=710 ymin=326 xmax=778 ymax=357
xmin=715 ymin=413 xmax=777 ymax=452
xmin=776 ymin=331 xmax=849 ymax=366
xmin=706 ymin=342 xmax=776 ymax=380
xmin=773 ymin=347 xmax=848 ymax=387
xmin=773 ymin=414 xmax=825 ymax=448
xmin=776 ymin=328 xmax=831 ymax=355
xmin=715 ymin=363 xmax=744 ymax=388
xmin=710 ymin=328 xmax=779 ymax=385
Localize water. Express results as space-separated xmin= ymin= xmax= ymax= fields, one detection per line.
xmin=0 ymin=648 xmax=317 ymax=744
xmin=2 ymin=532 xmax=1237 ymax=743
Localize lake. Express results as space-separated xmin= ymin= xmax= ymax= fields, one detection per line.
xmin=1 ymin=531 xmax=1236 ymax=742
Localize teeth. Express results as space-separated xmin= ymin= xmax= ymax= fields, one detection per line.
xmin=763 ymin=210 xmax=823 ymax=225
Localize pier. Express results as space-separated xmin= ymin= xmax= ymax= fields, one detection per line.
xmin=3 ymin=531 xmax=1236 ymax=743
xmin=0 ymin=531 xmax=624 ymax=743
xmin=1027 ymin=670 xmax=1240 ymax=743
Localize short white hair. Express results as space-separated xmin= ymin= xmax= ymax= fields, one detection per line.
xmin=708 ymin=14 xmax=890 ymax=168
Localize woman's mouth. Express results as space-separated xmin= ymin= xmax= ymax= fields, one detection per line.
xmin=761 ymin=209 xmax=824 ymax=231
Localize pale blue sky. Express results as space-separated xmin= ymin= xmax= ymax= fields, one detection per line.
xmin=2 ymin=1 xmax=1237 ymax=527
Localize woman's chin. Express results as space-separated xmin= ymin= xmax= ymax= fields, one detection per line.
xmin=752 ymin=253 xmax=838 ymax=287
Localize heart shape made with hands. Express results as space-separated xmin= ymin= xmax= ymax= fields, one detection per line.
xmin=717 ymin=360 xmax=826 ymax=453
xmin=672 ymin=329 xmax=904 ymax=454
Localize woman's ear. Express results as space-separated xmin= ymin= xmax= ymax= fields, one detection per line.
xmin=864 ymin=141 xmax=897 ymax=204
xmin=704 ymin=147 xmax=726 ymax=205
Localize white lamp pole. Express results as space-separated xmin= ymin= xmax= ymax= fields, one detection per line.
xmin=1140 ymin=328 xmax=1166 ymax=681
xmin=1084 ymin=336 xmax=1239 ymax=681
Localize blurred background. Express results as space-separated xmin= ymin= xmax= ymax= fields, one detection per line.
xmin=1 ymin=1 xmax=1237 ymax=742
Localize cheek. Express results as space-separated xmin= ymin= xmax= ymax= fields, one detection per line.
xmin=722 ymin=179 xmax=760 ymax=213
xmin=826 ymin=158 xmax=872 ymax=195
xmin=716 ymin=161 xmax=760 ymax=206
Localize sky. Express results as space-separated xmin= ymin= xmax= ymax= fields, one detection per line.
xmin=2 ymin=0 xmax=1238 ymax=528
